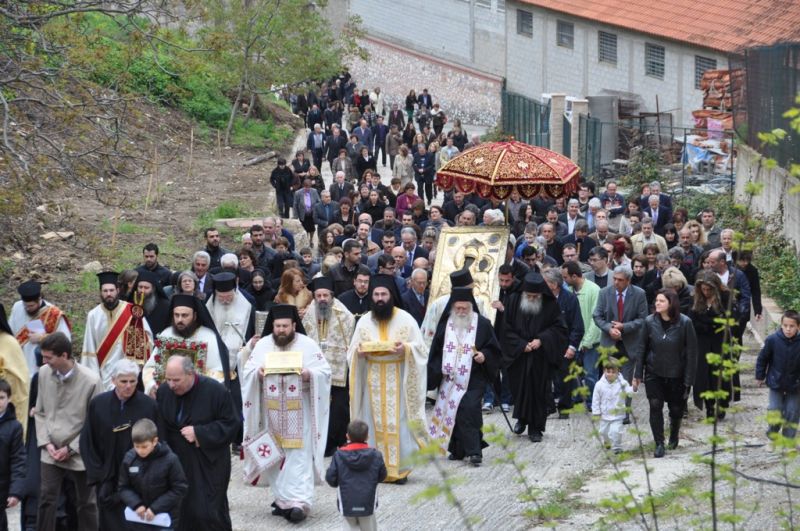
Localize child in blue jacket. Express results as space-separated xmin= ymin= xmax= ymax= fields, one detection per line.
xmin=756 ymin=310 xmax=800 ymax=439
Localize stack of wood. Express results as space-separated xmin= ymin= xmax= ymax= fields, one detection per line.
xmin=700 ymin=69 xmax=744 ymax=111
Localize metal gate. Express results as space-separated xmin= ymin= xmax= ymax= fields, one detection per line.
xmin=501 ymin=88 xmax=550 ymax=147
xmin=578 ymin=114 xmax=602 ymax=180
xmin=562 ymin=115 xmax=571 ymax=157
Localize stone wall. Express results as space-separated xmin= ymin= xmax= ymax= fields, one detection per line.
xmin=735 ymin=144 xmax=800 ymax=249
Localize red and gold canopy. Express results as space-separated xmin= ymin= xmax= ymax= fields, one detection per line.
xmin=435 ymin=140 xmax=580 ymax=200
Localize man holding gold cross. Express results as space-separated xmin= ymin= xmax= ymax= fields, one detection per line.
xmin=241 ymin=304 xmax=331 ymax=524
xmin=347 ymin=274 xmax=428 ymax=484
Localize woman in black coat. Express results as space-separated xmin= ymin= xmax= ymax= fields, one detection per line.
xmin=355 ymin=146 xmax=376 ymax=181
xmin=689 ymin=271 xmax=735 ymax=420
xmin=635 ymin=288 xmax=698 ymax=458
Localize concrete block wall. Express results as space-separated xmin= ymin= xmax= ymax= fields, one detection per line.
xmin=735 ymin=144 xmax=800 ymax=249
xmin=505 ymin=1 xmax=728 ymax=127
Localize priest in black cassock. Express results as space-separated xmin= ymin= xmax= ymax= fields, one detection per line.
xmin=79 ymin=358 xmax=158 ymax=530
xmin=502 ymin=271 xmax=568 ymax=442
xmin=129 ymin=269 xmax=171 ymax=336
xmin=428 ymin=288 xmax=500 ymax=465
xmin=155 ymin=354 xmax=240 ymax=531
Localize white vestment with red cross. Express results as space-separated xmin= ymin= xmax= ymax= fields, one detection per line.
xmin=241 ymin=333 xmax=331 ymax=513
xmin=429 ymin=312 xmax=478 ymax=452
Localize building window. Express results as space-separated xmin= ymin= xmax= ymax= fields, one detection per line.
xmin=645 ymin=43 xmax=665 ymax=79
xmin=598 ymin=31 xmax=617 ymax=64
xmin=517 ymin=9 xmax=533 ymax=37
xmin=476 ymin=0 xmax=491 ymax=8
xmin=497 ymin=0 xmax=506 ymax=12
xmin=695 ymin=55 xmax=718 ymax=89
xmin=557 ymin=20 xmax=574 ymax=49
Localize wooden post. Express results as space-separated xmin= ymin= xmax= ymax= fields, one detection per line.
xmin=188 ymin=127 xmax=194 ymax=177
xmin=144 ymin=146 xmax=155 ymax=214
xmin=655 ymin=95 xmax=662 ymax=149
xmin=110 ymin=207 xmax=121 ymax=250
xmin=217 ymin=130 xmax=222 ymax=159
xmin=153 ymin=145 xmax=160 ymax=205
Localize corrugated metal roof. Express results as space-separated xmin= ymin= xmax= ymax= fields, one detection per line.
xmin=517 ymin=0 xmax=800 ymax=53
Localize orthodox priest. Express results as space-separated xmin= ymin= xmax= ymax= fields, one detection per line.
xmin=242 ymin=305 xmax=331 ymax=524
xmin=142 ymin=294 xmax=231 ymax=395
xmin=502 ymin=271 xmax=568 ymax=442
xmin=79 ymin=359 xmax=158 ymax=529
xmin=302 ymin=276 xmax=355 ymax=456
xmin=428 ymin=288 xmax=500 ymax=466
xmin=420 ymin=270 xmax=488 ymax=350
xmin=81 ymin=272 xmax=153 ymax=389
xmin=129 ymin=270 xmax=171 ymax=336
xmin=155 ymin=355 xmax=239 ymax=531
xmin=9 ymin=280 xmax=71 ymax=376
xmin=0 ymin=303 xmax=30 ymax=429
xmin=347 ymin=275 xmax=428 ymax=483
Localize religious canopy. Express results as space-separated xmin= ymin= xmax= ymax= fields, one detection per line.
xmin=435 ymin=140 xmax=580 ymax=200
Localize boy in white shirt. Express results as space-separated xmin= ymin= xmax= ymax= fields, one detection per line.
xmin=592 ymin=357 xmax=632 ymax=453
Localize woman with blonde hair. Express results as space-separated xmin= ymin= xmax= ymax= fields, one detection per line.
xmin=661 ymin=266 xmax=692 ymax=314
xmin=274 ymin=268 xmax=313 ymax=317
xmin=685 ymin=219 xmax=707 ymax=248
xmin=393 ymin=144 xmax=414 ymax=186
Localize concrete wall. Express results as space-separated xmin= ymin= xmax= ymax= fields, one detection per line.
xmin=326 ymin=0 xmax=506 ymax=77
xmin=735 ymin=144 xmax=800 ymax=249
xmin=505 ymin=1 xmax=728 ymax=127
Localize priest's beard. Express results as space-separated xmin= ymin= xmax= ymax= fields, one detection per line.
xmin=210 ymin=299 xmax=237 ymax=332
xmin=102 ymin=296 xmax=119 ymax=311
xmin=520 ymin=295 xmax=543 ymax=316
xmin=274 ymin=330 xmax=296 ymax=347
xmin=372 ymin=300 xmax=394 ymax=322
xmin=317 ymin=301 xmax=332 ymax=321
xmin=174 ymin=319 xmax=200 ymax=339
xmin=452 ymin=312 xmax=474 ymax=335
xmin=143 ymin=293 xmax=157 ymax=314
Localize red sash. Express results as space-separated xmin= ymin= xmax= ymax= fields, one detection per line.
xmin=96 ymin=304 xmax=133 ymax=367
xmin=15 ymin=305 xmax=70 ymax=345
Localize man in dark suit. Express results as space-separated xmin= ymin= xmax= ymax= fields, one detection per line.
xmin=401 ymin=268 xmax=428 ymax=325
xmin=592 ymin=264 xmax=648 ymax=423
xmin=642 ymin=194 xmax=672 ymax=236
xmin=372 ymin=115 xmax=390 ymax=167
xmin=638 ymin=181 xmax=673 ymax=211
xmin=306 ymin=123 xmax=326 ymax=171
xmin=322 ymin=101 xmax=338 ymax=135
xmin=312 ymin=190 xmax=336 ymax=234
xmin=442 ymin=191 xmax=467 ymax=223
xmin=539 ymin=222 xmax=563 ymax=265
xmin=325 ymin=126 xmax=349 ymax=172
xmin=559 ymin=220 xmax=596 ymax=263
xmin=417 ymin=89 xmax=433 ymax=110
xmin=306 ymin=103 xmax=323 ymax=130
xmin=387 ymin=103 xmax=405 ymax=130
xmin=353 ymin=119 xmax=373 ymax=156
xmin=400 ymin=227 xmax=429 ymax=266
xmin=329 ymin=171 xmax=354 ymax=202
xmin=412 ymin=144 xmax=435 ymax=205
xmin=557 ymin=199 xmax=585 ymax=236
xmin=357 ymin=212 xmax=384 ymax=247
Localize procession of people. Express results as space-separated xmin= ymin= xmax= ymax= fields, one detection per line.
xmin=0 ymin=74 xmax=781 ymax=531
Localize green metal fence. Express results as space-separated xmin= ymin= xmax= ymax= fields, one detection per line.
xmin=501 ymin=88 xmax=550 ymax=147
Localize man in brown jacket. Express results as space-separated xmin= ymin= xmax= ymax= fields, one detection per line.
xmin=35 ymin=332 xmax=103 ymax=530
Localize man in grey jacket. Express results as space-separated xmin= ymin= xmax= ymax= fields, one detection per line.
xmin=592 ymin=265 xmax=648 ymax=424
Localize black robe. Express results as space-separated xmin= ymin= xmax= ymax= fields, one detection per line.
xmin=79 ymin=390 xmax=159 ymax=530
xmin=156 ymin=375 xmax=240 ymax=531
xmin=689 ymin=291 xmax=734 ymax=411
xmin=502 ymin=293 xmax=568 ymax=433
xmin=428 ymin=315 xmax=501 ymax=458
xmin=145 ymin=297 xmax=171 ymax=336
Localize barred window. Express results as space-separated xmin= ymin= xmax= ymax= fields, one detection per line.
xmin=645 ymin=43 xmax=665 ymax=79
xmin=517 ymin=9 xmax=533 ymax=37
xmin=598 ymin=31 xmax=617 ymax=64
xmin=695 ymin=55 xmax=718 ymax=89
xmin=557 ymin=20 xmax=574 ymax=49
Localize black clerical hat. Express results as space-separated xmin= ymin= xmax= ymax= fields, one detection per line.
xmin=17 ymin=280 xmax=41 ymax=302
xmin=135 ymin=270 xmax=159 ymax=287
xmin=261 ymin=304 xmax=306 ymax=337
xmin=311 ymin=276 xmax=334 ymax=293
xmin=97 ymin=271 xmax=119 ymax=288
xmin=170 ymin=294 xmax=197 ymax=310
xmin=212 ymin=272 xmax=237 ymax=292
xmin=450 ymin=269 xmax=473 ymax=288
xmin=521 ymin=271 xmax=553 ymax=298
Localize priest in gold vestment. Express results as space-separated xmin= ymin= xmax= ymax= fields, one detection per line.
xmin=347 ymin=274 xmax=428 ymax=483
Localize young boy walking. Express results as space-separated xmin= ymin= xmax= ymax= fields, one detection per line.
xmin=0 ymin=379 xmax=25 ymax=531
xmin=592 ymin=358 xmax=632 ymax=454
xmin=756 ymin=310 xmax=800 ymax=439
xmin=118 ymin=419 xmax=188 ymax=530
xmin=326 ymin=420 xmax=387 ymax=531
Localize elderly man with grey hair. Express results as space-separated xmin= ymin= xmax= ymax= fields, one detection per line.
xmin=592 ymin=264 xmax=648 ymax=424
xmin=192 ymin=250 xmax=212 ymax=294
xmin=401 ymin=268 xmax=430 ymax=325
xmin=559 ymin=198 xmax=584 ymax=235
xmin=80 ymin=359 xmax=158 ymax=530
xmin=482 ymin=208 xmax=506 ymax=226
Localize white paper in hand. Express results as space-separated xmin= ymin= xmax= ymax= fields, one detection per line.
xmin=26 ymin=320 xmax=45 ymax=334
xmin=124 ymin=507 xmax=171 ymax=527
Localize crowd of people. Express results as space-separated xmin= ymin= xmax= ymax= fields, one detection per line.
xmin=0 ymin=76 xmax=797 ymax=531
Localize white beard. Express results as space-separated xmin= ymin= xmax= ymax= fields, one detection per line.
xmin=451 ymin=312 xmax=474 ymax=335
xmin=210 ymin=298 xmax=243 ymax=348
xmin=520 ymin=295 xmax=543 ymax=316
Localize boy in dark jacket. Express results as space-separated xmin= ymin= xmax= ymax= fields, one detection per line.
xmin=0 ymin=379 xmax=25 ymax=531
xmin=118 ymin=419 xmax=188 ymax=530
xmin=756 ymin=310 xmax=800 ymax=439
xmin=326 ymin=420 xmax=387 ymax=530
